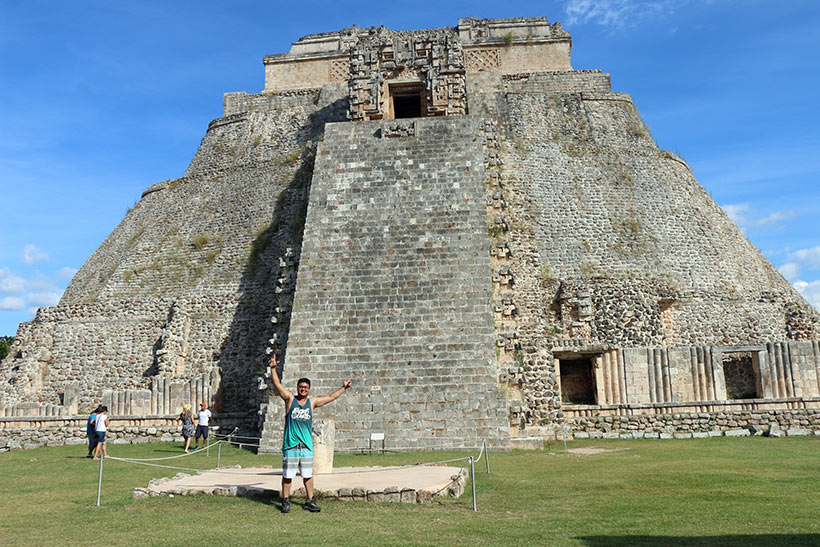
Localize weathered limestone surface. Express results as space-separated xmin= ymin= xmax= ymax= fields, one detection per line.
xmin=1 ymin=16 xmax=818 ymax=449
xmin=0 ymin=86 xmax=347 ymax=423
xmin=134 ymin=466 xmax=466 ymax=503
xmin=260 ymin=116 xmax=510 ymax=452
xmin=0 ymin=414 xmax=250 ymax=452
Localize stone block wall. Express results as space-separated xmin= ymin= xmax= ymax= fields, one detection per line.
xmin=0 ymin=87 xmax=348 ymax=420
xmin=3 ymin=20 xmax=819 ymax=451
xmin=465 ymin=68 xmax=820 ymax=435
xmin=0 ymin=413 xmax=253 ymax=451
xmin=502 ymin=70 xmax=612 ymax=94
xmin=259 ymin=115 xmax=510 ymax=452
xmin=570 ymin=408 xmax=820 ymax=439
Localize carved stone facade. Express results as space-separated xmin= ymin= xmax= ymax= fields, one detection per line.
xmin=348 ymin=29 xmax=466 ymax=121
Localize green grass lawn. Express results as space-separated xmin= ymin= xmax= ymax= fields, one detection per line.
xmin=1 ymin=437 xmax=818 ymax=546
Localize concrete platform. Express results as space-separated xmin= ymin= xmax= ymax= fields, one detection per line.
xmin=134 ymin=464 xmax=467 ymax=504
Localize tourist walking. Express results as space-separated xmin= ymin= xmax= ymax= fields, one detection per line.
xmin=86 ymin=405 xmax=101 ymax=458
xmin=268 ymin=354 xmax=352 ymax=513
xmin=92 ymin=406 xmax=110 ymax=460
xmin=179 ymin=404 xmax=195 ymax=453
xmin=194 ymin=402 xmax=211 ymax=451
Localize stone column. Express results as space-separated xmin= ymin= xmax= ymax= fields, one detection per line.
xmin=63 ymin=383 xmax=80 ymax=415
xmin=312 ymin=418 xmax=335 ymax=474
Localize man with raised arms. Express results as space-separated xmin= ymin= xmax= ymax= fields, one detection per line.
xmin=268 ymin=354 xmax=352 ymax=513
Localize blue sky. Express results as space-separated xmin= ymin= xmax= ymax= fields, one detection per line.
xmin=1 ymin=0 xmax=819 ymax=336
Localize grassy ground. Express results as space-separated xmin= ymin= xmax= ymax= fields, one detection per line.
xmin=1 ymin=437 xmax=818 ymax=546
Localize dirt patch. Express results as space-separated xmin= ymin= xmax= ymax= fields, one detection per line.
xmin=566 ymin=446 xmax=630 ymax=455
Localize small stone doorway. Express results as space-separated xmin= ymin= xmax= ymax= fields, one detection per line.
xmin=558 ymin=356 xmax=597 ymax=404
xmin=722 ymin=351 xmax=761 ymax=399
xmin=389 ymin=83 xmax=424 ymax=119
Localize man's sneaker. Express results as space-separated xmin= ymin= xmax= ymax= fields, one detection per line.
xmin=193 ymin=446 xmax=198 ymax=451
xmin=303 ymin=498 xmax=321 ymax=512
xmin=280 ymin=499 xmax=290 ymax=513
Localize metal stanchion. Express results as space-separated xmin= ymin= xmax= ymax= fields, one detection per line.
xmin=562 ymin=425 xmax=567 ymax=453
xmin=469 ymin=456 xmax=477 ymax=512
xmin=206 ymin=440 xmax=210 ymax=457
xmin=217 ymin=441 xmax=221 ymax=468
xmin=96 ymin=456 xmax=104 ymax=507
xmin=483 ymin=439 xmax=490 ymax=474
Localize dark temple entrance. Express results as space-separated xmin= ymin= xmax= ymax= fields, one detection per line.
xmin=559 ymin=356 xmax=597 ymax=404
xmin=389 ymin=84 xmax=423 ymax=119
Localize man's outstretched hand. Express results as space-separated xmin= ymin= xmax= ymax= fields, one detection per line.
xmin=343 ymin=377 xmax=353 ymax=390
xmin=268 ymin=355 xmax=282 ymax=382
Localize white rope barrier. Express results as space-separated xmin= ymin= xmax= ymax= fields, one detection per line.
xmin=472 ymin=440 xmax=486 ymax=463
xmin=214 ymin=433 xmax=261 ymax=441
xmin=213 ymin=428 xmax=488 ymax=456
xmin=105 ymin=456 xmax=273 ymax=476
xmin=106 ymin=451 xmax=475 ymax=477
xmin=431 ymin=468 xmax=467 ymax=497
xmin=218 ymin=438 xmax=261 ymax=448
xmin=106 ymin=440 xmax=225 ymax=462
xmin=96 ymin=437 xmax=493 ymax=510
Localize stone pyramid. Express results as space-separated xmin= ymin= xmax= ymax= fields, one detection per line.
xmin=2 ymin=17 xmax=818 ymax=451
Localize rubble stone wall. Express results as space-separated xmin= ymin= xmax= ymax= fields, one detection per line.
xmin=570 ymin=408 xmax=820 ymax=439
xmin=2 ymin=18 xmax=818 ymax=451
xmin=0 ymin=413 xmax=252 ymax=451
xmin=259 ymin=115 xmax=511 ymax=452
xmin=0 ymin=87 xmax=348 ymax=420
xmin=469 ymin=69 xmax=820 ymax=437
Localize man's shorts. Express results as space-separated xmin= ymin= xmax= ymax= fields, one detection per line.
xmin=195 ymin=425 xmax=209 ymax=439
xmin=282 ymin=447 xmax=313 ymax=479
xmin=96 ymin=432 xmax=106 ymax=443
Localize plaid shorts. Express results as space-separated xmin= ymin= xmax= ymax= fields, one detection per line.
xmin=282 ymin=446 xmax=313 ymax=479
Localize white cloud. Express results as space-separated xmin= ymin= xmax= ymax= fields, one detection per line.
xmin=26 ymin=292 xmax=61 ymax=307
xmin=27 ymin=273 xmax=57 ymax=292
xmin=0 ymin=268 xmax=26 ymax=293
xmin=757 ymin=210 xmax=797 ymax=225
xmin=794 ymin=280 xmax=820 ymax=311
xmin=23 ymin=244 xmax=49 ymax=264
xmin=56 ymin=266 xmax=78 ymax=280
xmin=789 ymin=246 xmax=820 ymax=270
xmin=0 ymin=269 xmax=68 ymax=313
xmin=564 ymin=0 xmax=679 ymax=29
xmin=779 ymin=263 xmax=800 ymax=282
xmin=0 ymin=297 xmax=26 ymax=310
xmin=722 ymin=203 xmax=751 ymax=226
xmin=721 ymin=203 xmax=797 ymax=230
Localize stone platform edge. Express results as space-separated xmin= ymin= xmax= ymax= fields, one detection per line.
xmin=133 ymin=466 xmax=467 ymax=504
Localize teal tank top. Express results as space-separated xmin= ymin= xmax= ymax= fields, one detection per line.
xmin=283 ymin=397 xmax=313 ymax=451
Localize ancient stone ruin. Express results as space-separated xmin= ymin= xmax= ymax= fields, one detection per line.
xmin=2 ymin=17 xmax=819 ymax=451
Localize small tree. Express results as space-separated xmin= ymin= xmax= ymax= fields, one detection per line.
xmin=0 ymin=336 xmax=14 ymax=361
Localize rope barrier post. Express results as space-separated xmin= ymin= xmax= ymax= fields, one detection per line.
xmin=483 ymin=439 xmax=490 ymax=474
xmin=562 ymin=425 xmax=567 ymax=453
xmin=95 ymin=455 xmax=104 ymax=507
xmin=206 ymin=439 xmax=210 ymax=457
xmin=469 ymin=456 xmax=477 ymax=512
xmin=217 ymin=441 xmax=222 ymax=468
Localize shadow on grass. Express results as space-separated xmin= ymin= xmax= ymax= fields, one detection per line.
xmin=577 ymin=535 xmax=820 ymax=546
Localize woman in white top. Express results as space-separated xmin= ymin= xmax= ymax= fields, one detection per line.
xmin=93 ymin=406 xmax=110 ymax=460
